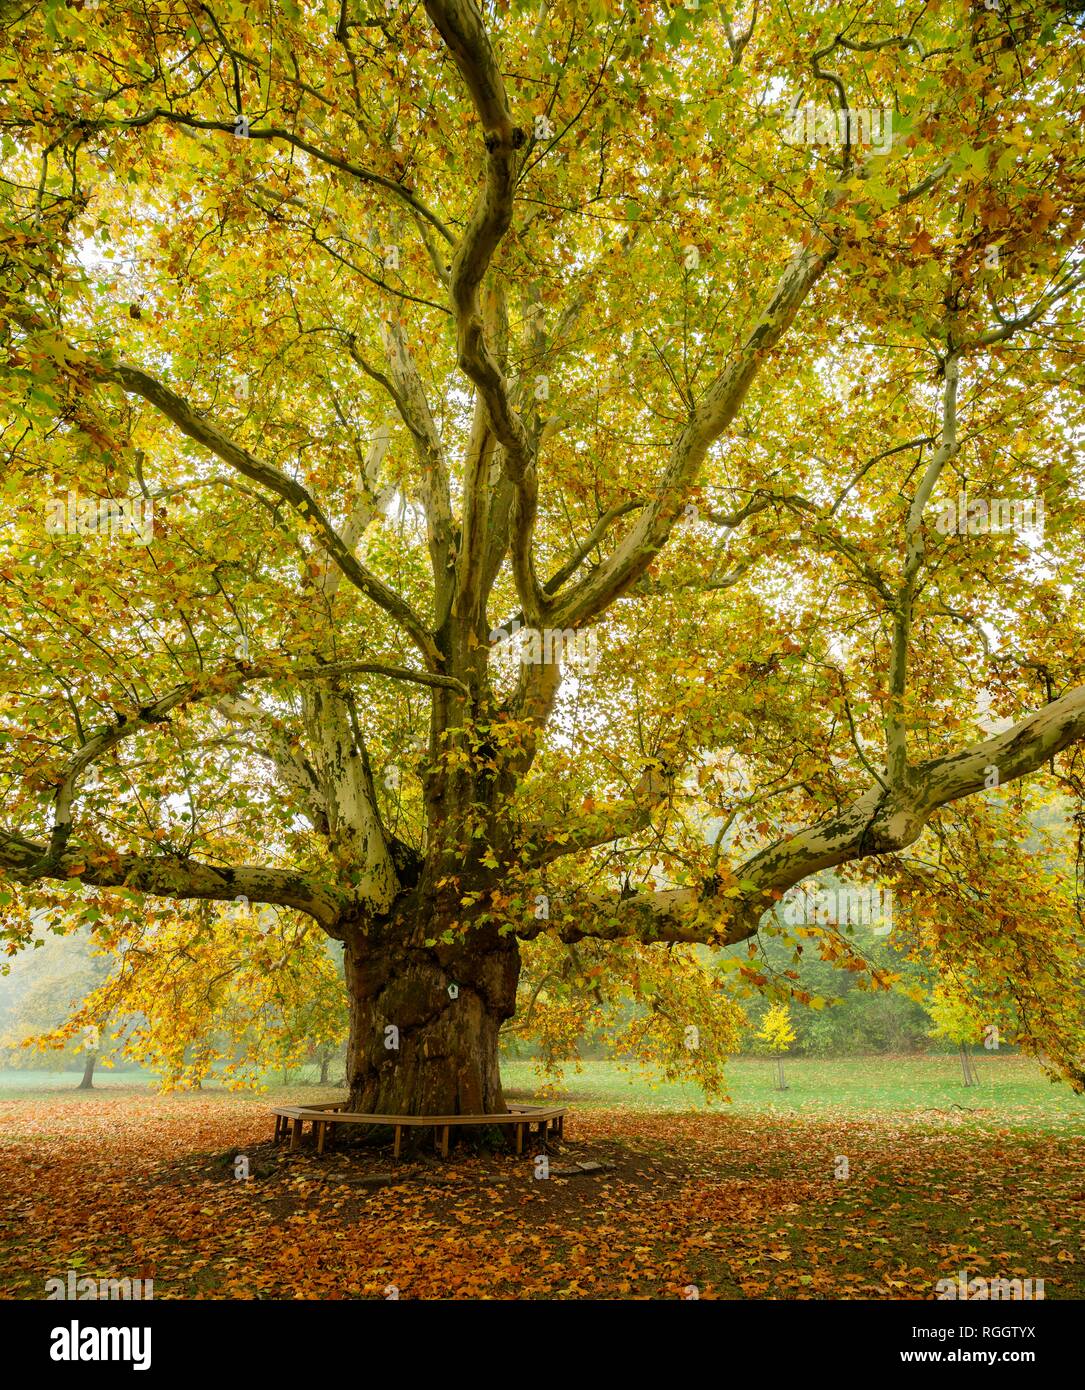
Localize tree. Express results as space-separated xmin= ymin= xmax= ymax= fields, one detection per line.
xmin=756 ymin=1002 xmax=797 ymax=1091
xmin=927 ymin=982 xmax=986 ymax=1086
xmin=76 ymin=1022 xmax=99 ymax=1088
xmin=2 ymin=0 xmax=1085 ymax=1119
xmin=0 ymin=922 xmax=111 ymax=1081
xmin=32 ymin=897 xmax=352 ymax=1091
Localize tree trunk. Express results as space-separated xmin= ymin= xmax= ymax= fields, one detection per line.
xmin=77 ymin=1052 xmax=97 ymax=1090
xmin=319 ymin=1054 xmax=330 ymax=1085
xmin=959 ymin=1042 xmax=978 ymax=1086
xmin=342 ymin=906 xmax=519 ymax=1117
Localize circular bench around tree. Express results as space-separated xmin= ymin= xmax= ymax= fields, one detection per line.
xmin=271 ymin=1101 xmax=567 ymax=1158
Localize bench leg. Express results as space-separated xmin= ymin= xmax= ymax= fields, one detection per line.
xmin=273 ymin=1116 xmax=281 ymax=1143
xmin=290 ymin=1116 xmax=304 ymax=1152
xmin=440 ymin=1125 xmax=450 ymax=1158
xmin=516 ymin=1122 xmax=524 ymax=1155
xmin=394 ymin=1125 xmax=402 ymax=1160
xmin=317 ymin=1120 xmax=326 ymax=1156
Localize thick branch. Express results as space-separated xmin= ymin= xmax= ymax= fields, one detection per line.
xmin=424 ymin=0 xmax=542 ymax=622
xmin=885 ymin=356 xmax=961 ymax=784
xmin=377 ymin=317 xmax=455 ymax=617
xmin=0 ymin=829 xmax=346 ymax=929
xmin=544 ymin=158 xmax=952 ymax=632
xmin=522 ymin=684 xmax=1085 ymax=947
xmin=544 ymin=211 xmax=841 ymax=629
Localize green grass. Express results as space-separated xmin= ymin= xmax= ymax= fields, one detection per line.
xmin=501 ymin=1053 xmax=1085 ymax=1132
xmin=2 ymin=1054 xmax=1081 ymax=1134
xmin=0 ymin=1068 xmax=159 ymax=1098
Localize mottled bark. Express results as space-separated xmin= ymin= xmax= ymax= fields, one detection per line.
xmin=342 ymin=903 xmax=519 ymax=1117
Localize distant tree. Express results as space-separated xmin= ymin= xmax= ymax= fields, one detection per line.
xmin=76 ymin=1021 xmax=97 ymax=1089
xmin=757 ymin=1003 xmax=797 ymax=1092
xmin=927 ymin=984 xmax=985 ymax=1087
xmin=272 ymin=942 xmax=349 ymax=1087
xmin=0 ymin=926 xmax=111 ymax=1083
xmin=36 ymin=900 xmax=351 ymax=1092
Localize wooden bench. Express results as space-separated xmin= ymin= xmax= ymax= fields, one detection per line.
xmin=271 ymin=1100 xmax=347 ymax=1146
xmin=271 ymin=1102 xmax=566 ymax=1159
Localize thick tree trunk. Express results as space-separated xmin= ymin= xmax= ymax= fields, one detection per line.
xmin=77 ymin=1052 xmax=97 ymax=1090
xmin=342 ymin=905 xmax=519 ymax=1117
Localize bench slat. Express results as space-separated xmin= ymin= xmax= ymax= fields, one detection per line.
xmin=292 ymin=1108 xmax=565 ymax=1126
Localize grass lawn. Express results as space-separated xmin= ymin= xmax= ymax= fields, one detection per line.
xmin=6 ymin=1051 xmax=1075 ymax=1127
xmin=0 ymin=1068 xmax=158 ymax=1096
xmin=0 ymin=1055 xmax=1080 ymax=1299
xmin=501 ymin=1053 xmax=1085 ymax=1133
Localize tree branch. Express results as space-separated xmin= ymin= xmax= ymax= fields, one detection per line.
xmin=885 ymin=354 xmax=961 ymax=784
xmin=0 ymin=829 xmax=347 ymax=929
xmin=97 ymin=358 xmax=440 ymax=665
xmin=523 ymin=683 xmax=1085 ymax=947
xmin=423 ymin=0 xmax=543 ymax=621
xmin=79 ymin=107 xmax=455 ymax=244
xmin=520 ymin=762 xmax=674 ymax=869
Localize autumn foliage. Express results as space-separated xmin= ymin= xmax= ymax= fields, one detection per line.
xmin=1 ymin=0 xmax=1084 ymax=1108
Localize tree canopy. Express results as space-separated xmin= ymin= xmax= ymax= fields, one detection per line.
xmin=1 ymin=0 xmax=1084 ymax=1109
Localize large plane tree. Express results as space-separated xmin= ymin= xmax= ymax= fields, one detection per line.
xmin=2 ymin=0 xmax=1084 ymax=1116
